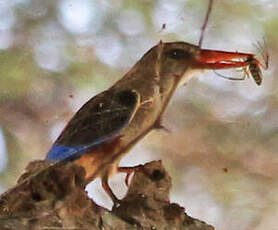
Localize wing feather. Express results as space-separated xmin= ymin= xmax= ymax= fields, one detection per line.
xmin=46 ymin=89 xmax=139 ymax=161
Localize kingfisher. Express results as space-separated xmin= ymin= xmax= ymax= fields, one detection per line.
xmin=46 ymin=41 xmax=257 ymax=204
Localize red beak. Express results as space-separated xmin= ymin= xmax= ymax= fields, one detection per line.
xmin=195 ymin=49 xmax=254 ymax=70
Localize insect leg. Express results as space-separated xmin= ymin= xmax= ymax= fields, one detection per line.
xmin=213 ymin=70 xmax=246 ymax=81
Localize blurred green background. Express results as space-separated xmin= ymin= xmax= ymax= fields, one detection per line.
xmin=0 ymin=0 xmax=278 ymax=229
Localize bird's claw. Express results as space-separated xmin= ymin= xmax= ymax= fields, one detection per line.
xmin=118 ymin=165 xmax=143 ymax=187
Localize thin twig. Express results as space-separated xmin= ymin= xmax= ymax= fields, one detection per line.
xmin=199 ymin=0 xmax=214 ymax=48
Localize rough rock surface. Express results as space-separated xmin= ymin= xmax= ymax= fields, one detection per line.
xmin=0 ymin=160 xmax=214 ymax=230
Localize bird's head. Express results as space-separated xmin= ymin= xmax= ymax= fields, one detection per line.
xmin=148 ymin=41 xmax=252 ymax=93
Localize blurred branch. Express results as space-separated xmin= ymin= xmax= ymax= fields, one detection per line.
xmin=0 ymin=160 xmax=214 ymax=230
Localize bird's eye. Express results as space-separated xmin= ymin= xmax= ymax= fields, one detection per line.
xmin=166 ymin=49 xmax=190 ymax=60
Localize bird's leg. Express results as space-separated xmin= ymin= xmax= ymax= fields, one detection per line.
xmin=101 ymin=177 xmax=120 ymax=205
xmin=118 ymin=165 xmax=143 ymax=186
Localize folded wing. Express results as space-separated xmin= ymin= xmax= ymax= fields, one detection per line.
xmin=46 ymin=89 xmax=139 ymax=161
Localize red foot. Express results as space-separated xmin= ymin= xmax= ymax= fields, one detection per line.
xmin=118 ymin=165 xmax=143 ymax=186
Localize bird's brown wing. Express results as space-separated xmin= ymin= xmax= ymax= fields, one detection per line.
xmin=46 ymin=89 xmax=139 ymax=161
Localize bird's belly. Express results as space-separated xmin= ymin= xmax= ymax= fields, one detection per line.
xmin=74 ymin=136 xmax=122 ymax=183
xmin=74 ymin=95 xmax=162 ymax=183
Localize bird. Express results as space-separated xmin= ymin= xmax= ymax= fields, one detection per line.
xmin=45 ymin=40 xmax=255 ymax=204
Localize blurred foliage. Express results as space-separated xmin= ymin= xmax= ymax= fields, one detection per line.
xmin=0 ymin=0 xmax=278 ymax=229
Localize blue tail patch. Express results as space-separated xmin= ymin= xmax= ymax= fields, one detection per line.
xmin=46 ymin=145 xmax=88 ymax=162
xmin=45 ymin=134 xmax=118 ymax=162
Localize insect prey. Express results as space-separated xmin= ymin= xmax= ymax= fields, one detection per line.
xmin=197 ymin=0 xmax=269 ymax=86
xmin=213 ymin=40 xmax=269 ymax=86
